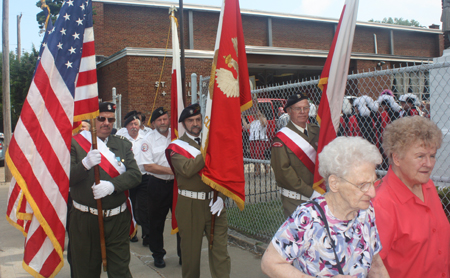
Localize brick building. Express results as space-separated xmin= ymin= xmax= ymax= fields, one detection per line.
xmin=93 ymin=0 xmax=443 ymax=118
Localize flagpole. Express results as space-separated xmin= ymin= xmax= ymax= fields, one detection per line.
xmin=179 ymin=0 xmax=186 ymax=105
xmin=209 ymin=190 xmax=218 ymax=249
xmin=91 ymin=118 xmax=108 ymax=272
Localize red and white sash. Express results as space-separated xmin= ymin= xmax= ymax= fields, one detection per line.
xmin=275 ymin=127 xmax=316 ymax=173
xmin=165 ymin=139 xmax=202 ymax=176
xmin=73 ymin=130 xmax=137 ymax=237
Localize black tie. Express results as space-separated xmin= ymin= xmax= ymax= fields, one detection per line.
xmin=195 ymin=138 xmax=201 ymax=145
xmin=304 ymin=129 xmax=308 ymax=137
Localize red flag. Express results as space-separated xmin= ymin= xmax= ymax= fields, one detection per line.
xmin=169 ymin=10 xmax=184 ymax=233
xmin=313 ymin=0 xmax=359 ymax=193
xmin=5 ymin=1 xmax=99 ymax=277
xmin=201 ymin=0 xmax=252 ymax=210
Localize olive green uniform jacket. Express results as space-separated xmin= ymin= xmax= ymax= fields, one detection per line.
xmin=271 ymin=121 xmax=319 ymax=218
xmin=169 ymin=133 xmax=230 ymax=278
xmin=69 ymin=134 xmax=141 ymax=278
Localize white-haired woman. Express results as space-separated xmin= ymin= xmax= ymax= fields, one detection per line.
xmin=262 ymin=137 xmax=389 ymax=278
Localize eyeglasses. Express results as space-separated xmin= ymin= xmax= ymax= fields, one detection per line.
xmin=339 ymin=176 xmax=382 ymax=193
xmin=97 ymin=116 xmax=116 ymax=123
xmin=291 ymin=106 xmax=310 ymax=113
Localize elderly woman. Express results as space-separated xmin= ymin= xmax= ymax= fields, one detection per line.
xmin=372 ymin=116 xmax=450 ymax=277
xmin=262 ymin=137 xmax=389 ymax=278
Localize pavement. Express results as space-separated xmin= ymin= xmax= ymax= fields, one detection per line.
xmin=0 ymin=167 xmax=269 ymax=278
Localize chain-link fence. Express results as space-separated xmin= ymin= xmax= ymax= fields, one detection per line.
xmin=198 ymin=56 xmax=450 ymax=242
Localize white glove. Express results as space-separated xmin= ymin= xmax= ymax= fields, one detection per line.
xmin=82 ymin=149 xmax=101 ymax=170
xmin=92 ymin=180 xmax=114 ymax=199
xmin=209 ymin=197 xmax=224 ymax=216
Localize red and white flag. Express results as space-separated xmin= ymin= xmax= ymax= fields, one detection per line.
xmin=5 ymin=1 xmax=98 ymax=277
xmin=201 ymin=0 xmax=252 ymax=210
xmin=313 ymin=0 xmax=359 ymax=192
xmin=169 ymin=10 xmax=184 ymax=233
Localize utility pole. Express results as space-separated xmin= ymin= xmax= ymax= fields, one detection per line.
xmin=2 ymin=0 xmax=12 ymax=182
xmin=17 ymin=13 xmax=22 ymax=62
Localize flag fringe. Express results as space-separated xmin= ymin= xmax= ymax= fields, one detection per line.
xmin=318 ymin=77 xmax=328 ymax=91
xmin=22 ymin=259 xmax=63 ymax=278
xmin=240 ymin=99 xmax=253 ymax=112
xmin=73 ymin=110 xmax=99 ymax=122
xmin=201 ymin=175 xmax=245 ymax=211
xmin=312 ymin=178 xmax=326 ymax=194
xmin=5 ymin=215 xmax=27 ymax=237
xmin=6 ymin=150 xmax=65 ymax=277
xmin=171 ymin=227 xmax=179 ymax=235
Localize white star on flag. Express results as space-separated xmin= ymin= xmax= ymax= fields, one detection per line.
xmin=72 ymin=32 xmax=80 ymax=39
xmin=68 ymin=46 xmax=76 ymax=54
xmin=60 ymin=28 xmax=66 ymax=35
xmin=57 ymin=42 xmax=63 ymax=49
xmin=63 ymin=13 xmax=70 ymax=20
xmin=76 ymin=18 xmax=83 ymax=25
xmin=67 ymin=0 xmax=74 ymax=6
xmin=65 ymin=61 xmax=73 ymax=68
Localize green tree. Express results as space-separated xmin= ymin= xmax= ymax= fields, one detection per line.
xmin=35 ymin=0 xmax=64 ymax=32
xmin=369 ymin=17 xmax=422 ymax=27
xmin=0 ymin=48 xmax=39 ymax=131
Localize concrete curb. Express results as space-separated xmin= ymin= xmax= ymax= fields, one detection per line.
xmin=227 ymin=229 xmax=268 ymax=255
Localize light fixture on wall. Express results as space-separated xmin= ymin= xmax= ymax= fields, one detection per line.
xmin=377 ymin=61 xmax=386 ymax=67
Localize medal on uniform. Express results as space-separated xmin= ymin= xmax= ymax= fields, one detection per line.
xmin=116 ymin=157 xmax=122 ymax=166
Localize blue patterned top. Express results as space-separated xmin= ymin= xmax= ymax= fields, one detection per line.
xmin=272 ymin=196 xmax=381 ymax=277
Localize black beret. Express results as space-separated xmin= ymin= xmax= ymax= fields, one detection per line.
xmin=179 ymin=103 xmax=201 ymax=123
xmin=124 ymin=115 xmax=139 ymax=127
xmin=284 ymin=93 xmax=309 ymax=112
xmin=99 ymin=102 xmax=116 ymax=113
xmin=123 ymin=110 xmax=137 ymax=120
xmin=150 ymin=107 xmax=168 ymax=123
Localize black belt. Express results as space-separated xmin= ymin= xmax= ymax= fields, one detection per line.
xmin=150 ymin=175 xmax=174 ymax=183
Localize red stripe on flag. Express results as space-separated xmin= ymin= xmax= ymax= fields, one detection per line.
xmin=81 ymin=41 xmax=95 ymax=57
xmin=76 ymin=69 xmax=97 ymax=87
xmin=8 ymin=138 xmax=67 ymax=247
xmin=6 ymin=182 xmax=21 ymax=215
xmin=33 ymin=64 xmax=73 ymax=150
xmin=23 ymin=225 xmax=46 ymax=264
xmin=19 ymin=100 xmax=70 ymax=199
xmin=40 ymin=249 xmax=61 ymax=277
xmin=74 ymin=97 xmax=99 ymax=116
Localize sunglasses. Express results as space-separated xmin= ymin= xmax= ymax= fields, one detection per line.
xmin=97 ymin=116 xmax=116 ymax=123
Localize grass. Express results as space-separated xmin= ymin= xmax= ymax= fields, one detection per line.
xmin=227 ymin=200 xmax=285 ymax=242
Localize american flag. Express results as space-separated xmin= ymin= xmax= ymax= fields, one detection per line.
xmin=5 ymin=0 xmax=99 ymax=277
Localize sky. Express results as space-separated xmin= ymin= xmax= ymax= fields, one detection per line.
xmin=1 ymin=0 xmax=443 ymax=53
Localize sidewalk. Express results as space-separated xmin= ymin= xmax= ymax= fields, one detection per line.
xmin=0 ymin=168 xmax=268 ymax=277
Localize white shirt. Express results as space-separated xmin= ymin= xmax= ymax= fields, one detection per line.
xmin=116 ymin=127 xmax=150 ymax=138
xmin=249 ymin=120 xmax=268 ymax=141
xmin=122 ymin=132 xmax=147 ymax=175
xmin=141 ymin=128 xmax=174 ymax=180
xmin=291 ymin=121 xmax=308 ymax=135
xmin=185 ymin=132 xmax=201 ymax=144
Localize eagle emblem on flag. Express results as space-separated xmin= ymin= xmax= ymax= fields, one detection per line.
xmin=215 ymin=38 xmax=240 ymax=98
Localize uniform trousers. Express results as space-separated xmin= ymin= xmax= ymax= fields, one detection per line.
xmin=130 ymin=174 xmax=150 ymax=238
xmin=176 ymin=195 xmax=230 ymax=278
xmin=69 ymin=208 xmax=132 ymax=278
xmin=147 ymin=175 xmax=181 ymax=259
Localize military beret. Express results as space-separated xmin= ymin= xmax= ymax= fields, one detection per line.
xmin=99 ymin=102 xmax=116 ymax=113
xmin=124 ymin=115 xmax=139 ymax=127
xmin=284 ymin=93 xmax=308 ymax=112
xmin=150 ymin=107 xmax=168 ymax=123
xmin=123 ymin=110 xmax=137 ymax=120
xmin=179 ymin=103 xmax=201 ymax=123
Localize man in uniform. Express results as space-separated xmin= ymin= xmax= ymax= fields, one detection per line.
xmin=271 ymin=93 xmax=322 ymax=218
xmin=69 ymin=102 xmax=141 ymax=278
xmin=142 ymin=107 xmax=180 ymax=268
xmin=166 ymin=104 xmax=231 ymax=278
xmin=122 ymin=111 xmax=151 ymax=245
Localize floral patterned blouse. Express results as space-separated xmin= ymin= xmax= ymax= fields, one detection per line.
xmin=272 ymin=196 xmax=381 ymax=277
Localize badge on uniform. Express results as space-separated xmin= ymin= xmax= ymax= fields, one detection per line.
xmin=272 ymin=142 xmax=283 ymax=148
xmin=116 ymin=157 xmax=122 ymax=166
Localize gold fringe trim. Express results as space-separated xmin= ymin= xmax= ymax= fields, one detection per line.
xmin=201 ymin=175 xmax=245 ymax=211
xmin=313 ymin=179 xmax=326 ymax=194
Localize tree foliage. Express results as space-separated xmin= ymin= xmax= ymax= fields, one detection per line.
xmin=0 ymin=48 xmax=39 ymax=131
xmin=35 ymin=0 xmax=64 ymax=32
xmin=369 ymin=17 xmax=422 ymax=27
